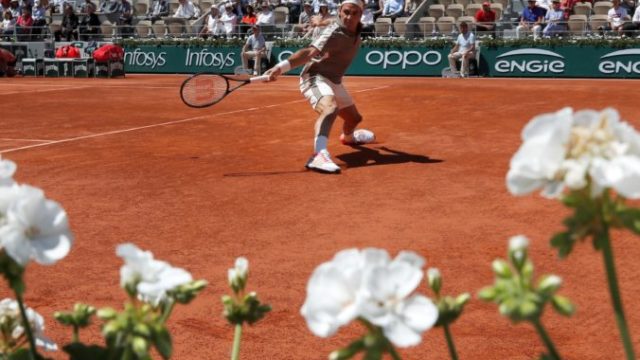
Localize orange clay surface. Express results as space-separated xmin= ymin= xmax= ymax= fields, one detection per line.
xmin=1 ymin=75 xmax=640 ymax=360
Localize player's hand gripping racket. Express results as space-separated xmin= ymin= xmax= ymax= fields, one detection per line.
xmin=180 ymin=73 xmax=270 ymax=108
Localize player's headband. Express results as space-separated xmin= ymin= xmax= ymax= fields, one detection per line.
xmin=340 ymin=0 xmax=363 ymax=9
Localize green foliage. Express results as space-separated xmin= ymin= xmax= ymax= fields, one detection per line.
xmin=479 ymin=243 xmax=573 ymax=323
xmin=481 ymin=37 xmax=640 ymax=49
xmin=54 ymin=303 xmax=96 ymax=329
xmin=0 ymin=252 xmax=25 ymax=295
xmin=5 ymin=348 xmax=52 ymax=360
xmin=434 ymin=293 xmax=471 ymax=327
xmin=167 ymin=280 xmax=208 ymax=305
xmin=117 ymin=37 xmax=246 ymax=48
xmin=222 ymin=292 xmax=271 ymax=326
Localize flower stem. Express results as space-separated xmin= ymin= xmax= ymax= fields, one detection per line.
xmin=599 ymin=226 xmax=636 ymax=360
xmin=443 ymin=323 xmax=459 ymax=360
xmin=14 ymin=291 xmax=37 ymax=360
xmin=532 ymin=318 xmax=560 ymax=360
xmin=230 ymin=324 xmax=243 ymax=360
xmin=384 ymin=338 xmax=402 ymax=360
xmin=72 ymin=325 xmax=79 ymax=343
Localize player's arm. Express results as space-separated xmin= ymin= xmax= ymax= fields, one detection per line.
xmin=264 ymin=46 xmax=320 ymax=81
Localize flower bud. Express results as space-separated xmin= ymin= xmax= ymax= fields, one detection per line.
xmin=228 ymin=257 xmax=249 ymax=294
xmin=455 ymin=293 xmax=471 ymax=309
xmin=478 ymin=286 xmax=497 ymax=301
xmin=492 ymin=259 xmax=512 ymax=278
xmin=427 ymin=268 xmax=442 ymax=295
xmin=551 ymin=295 xmax=575 ymax=316
xmin=537 ymin=275 xmax=562 ymax=295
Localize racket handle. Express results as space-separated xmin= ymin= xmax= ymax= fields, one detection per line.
xmin=250 ymin=75 xmax=271 ymax=83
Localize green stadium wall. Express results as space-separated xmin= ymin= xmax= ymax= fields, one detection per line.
xmin=122 ymin=45 xmax=640 ymax=78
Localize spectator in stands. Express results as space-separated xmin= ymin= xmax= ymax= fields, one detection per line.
xmin=291 ymin=0 xmax=312 ymax=35
xmin=8 ymin=0 xmax=20 ymax=17
xmin=598 ymin=0 xmax=630 ymax=34
xmin=0 ymin=47 xmax=16 ymax=77
xmin=516 ymin=0 xmax=545 ymax=39
xmin=475 ymin=1 xmax=496 ymax=37
xmin=256 ymin=2 xmax=274 ymax=25
xmin=404 ymin=0 xmax=419 ymax=14
xmin=536 ymin=0 xmax=552 ymax=10
xmin=447 ymin=21 xmax=475 ymax=78
xmin=621 ymin=0 xmax=635 ymax=16
xmin=145 ymin=0 xmax=168 ymax=23
xmin=0 ymin=0 xmax=9 ymax=13
xmin=55 ymin=3 xmax=78 ymax=40
xmin=220 ymin=2 xmax=237 ymax=35
xmin=240 ymin=3 xmax=256 ymax=33
xmin=15 ymin=6 xmax=32 ymax=40
xmin=542 ymin=0 xmax=566 ymax=36
xmin=79 ymin=2 xmax=100 ymax=39
xmin=361 ymin=0 xmax=377 ymax=36
xmin=199 ymin=4 xmax=222 ymax=37
xmin=117 ymin=0 xmax=133 ymax=37
xmin=1 ymin=10 xmax=16 ymax=39
xmin=79 ymin=0 xmax=96 ymax=12
xmin=622 ymin=3 xmax=640 ymax=34
xmin=173 ymin=0 xmax=200 ymax=19
xmin=381 ymin=0 xmax=403 ymax=20
xmin=100 ymin=0 xmax=122 ymax=22
xmin=241 ymin=23 xmax=266 ymax=74
xmin=286 ymin=0 xmax=301 ymax=23
xmin=304 ymin=0 xmax=331 ymax=37
xmin=30 ymin=0 xmax=45 ymax=38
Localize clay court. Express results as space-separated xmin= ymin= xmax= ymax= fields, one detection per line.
xmin=1 ymin=75 xmax=640 ymax=359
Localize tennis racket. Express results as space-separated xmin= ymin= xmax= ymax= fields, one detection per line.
xmin=180 ymin=73 xmax=270 ymax=108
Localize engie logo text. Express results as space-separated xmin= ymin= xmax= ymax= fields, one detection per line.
xmin=599 ymin=49 xmax=640 ymax=75
xmin=494 ymin=49 xmax=565 ymax=74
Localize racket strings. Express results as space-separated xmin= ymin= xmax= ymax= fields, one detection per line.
xmin=182 ymin=75 xmax=228 ymax=107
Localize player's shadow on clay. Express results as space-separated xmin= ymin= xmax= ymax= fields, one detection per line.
xmin=336 ymin=146 xmax=442 ymax=169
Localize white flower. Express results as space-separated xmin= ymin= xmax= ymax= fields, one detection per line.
xmin=228 ymin=257 xmax=249 ymax=289
xmin=360 ymin=260 xmax=438 ymax=348
xmin=0 ymin=298 xmax=57 ymax=351
xmin=301 ymin=248 xmax=437 ymax=348
xmin=0 ymin=186 xmax=73 ymax=266
xmin=116 ymin=243 xmax=193 ymax=305
xmin=0 ymin=157 xmax=17 ymax=187
xmin=507 ymin=107 xmax=640 ymax=199
xmin=508 ymin=235 xmax=529 ymax=253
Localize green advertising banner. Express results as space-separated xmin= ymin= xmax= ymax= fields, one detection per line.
xmin=123 ymin=45 xmax=242 ymax=73
xmin=481 ymin=46 xmax=640 ymax=78
xmin=271 ymin=46 xmax=452 ymax=76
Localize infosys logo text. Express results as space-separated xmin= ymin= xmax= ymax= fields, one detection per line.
xmin=185 ymin=49 xmax=235 ymax=69
xmin=125 ymin=48 xmax=167 ymax=69
xmin=494 ymin=49 xmax=565 ymax=74
xmin=599 ymin=49 xmax=640 ymax=74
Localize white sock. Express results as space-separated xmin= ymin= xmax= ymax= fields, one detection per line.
xmin=314 ymin=135 xmax=328 ymax=153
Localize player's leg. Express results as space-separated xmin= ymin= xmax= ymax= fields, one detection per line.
xmin=448 ymin=52 xmax=462 ymax=74
xmin=300 ymin=76 xmax=341 ymax=173
xmin=241 ymin=51 xmax=253 ymax=72
xmin=461 ymin=51 xmax=473 ymax=77
xmin=333 ymin=83 xmax=375 ymax=146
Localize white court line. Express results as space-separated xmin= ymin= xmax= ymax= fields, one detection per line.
xmin=0 ymin=85 xmax=92 ymax=96
xmin=0 ymin=138 xmax=53 ymax=142
xmin=0 ymin=85 xmax=390 ymax=154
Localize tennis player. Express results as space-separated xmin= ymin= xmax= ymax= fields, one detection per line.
xmin=264 ymin=0 xmax=375 ymax=174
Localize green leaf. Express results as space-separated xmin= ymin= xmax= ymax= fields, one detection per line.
xmin=62 ymin=343 xmax=109 ymax=360
xmin=492 ymin=259 xmax=512 ymax=278
xmin=478 ymin=286 xmax=497 ymax=301
xmin=551 ymin=295 xmax=575 ymax=317
xmin=329 ymin=338 xmax=366 ymax=360
xmin=617 ymin=208 xmax=640 ymax=235
xmin=153 ymin=326 xmax=172 ymax=360
xmin=131 ymin=336 xmax=149 ymax=359
xmin=550 ymin=231 xmax=574 ymax=258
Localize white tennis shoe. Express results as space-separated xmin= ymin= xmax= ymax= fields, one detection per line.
xmin=306 ymin=149 xmax=341 ymax=174
xmin=340 ymin=129 xmax=376 ymax=146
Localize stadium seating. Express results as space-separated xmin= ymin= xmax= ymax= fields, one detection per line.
xmin=446 ymin=4 xmax=464 ymax=19
xmin=428 ymin=4 xmax=445 ymax=18
xmin=100 ymin=21 xmax=114 ymax=39
xmin=457 ymin=15 xmax=476 ymax=30
xmin=568 ymin=14 xmax=587 ymax=35
xmin=393 ymin=17 xmax=410 ymax=36
xmin=490 ymin=3 xmax=503 ymax=20
xmin=135 ymin=20 xmax=153 ymax=37
xmin=573 ymin=2 xmax=592 ymax=16
xmin=589 ymin=14 xmax=609 ymax=32
xmin=152 ymin=21 xmax=166 ymax=37
xmin=457 ymin=0 xmax=471 ymax=7
xmin=439 ymin=0 xmax=455 ymax=7
xmin=593 ymin=1 xmax=612 ymax=15
xmin=418 ymin=16 xmax=436 ymax=36
xmin=374 ymin=17 xmax=392 ymax=35
xmin=465 ymin=3 xmax=482 ymax=16
xmin=492 ymin=0 xmax=509 ymax=11
xmin=135 ymin=0 xmax=149 ymax=17
xmin=436 ymin=16 xmax=456 ymax=34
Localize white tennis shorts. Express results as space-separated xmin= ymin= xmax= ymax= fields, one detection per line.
xmin=299 ymin=75 xmax=354 ymax=110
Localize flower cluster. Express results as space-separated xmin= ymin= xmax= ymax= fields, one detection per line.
xmin=0 ymin=156 xmax=73 ymax=268
xmin=301 ymin=248 xmax=438 ymax=348
xmin=116 ymin=243 xmax=194 ymax=306
xmin=0 ymin=298 xmax=57 ymax=353
xmin=507 ymin=108 xmax=640 ymax=199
